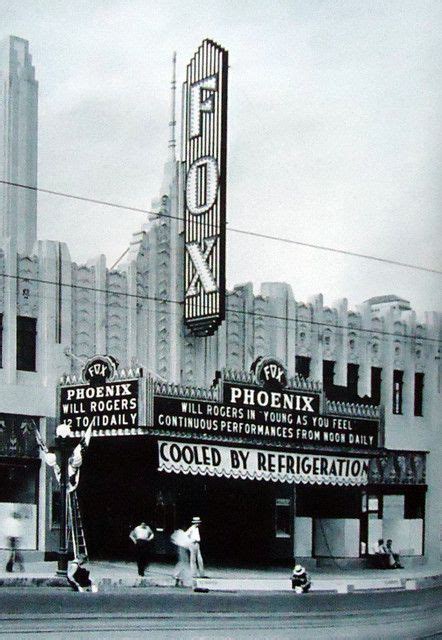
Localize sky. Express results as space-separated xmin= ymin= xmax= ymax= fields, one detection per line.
xmin=2 ymin=0 xmax=441 ymax=316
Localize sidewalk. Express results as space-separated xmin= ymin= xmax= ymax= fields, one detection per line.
xmin=0 ymin=553 xmax=441 ymax=594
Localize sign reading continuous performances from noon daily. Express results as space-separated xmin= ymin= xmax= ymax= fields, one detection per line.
xmin=153 ymin=383 xmax=378 ymax=449
xmin=59 ymin=380 xmax=138 ymax=430
xmin=183 ymin=39 xmax=228 ymax=336
xmin=158 ymin=441 xmax=370 ymax=486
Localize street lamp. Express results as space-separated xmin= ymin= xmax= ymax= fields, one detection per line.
xmin=55 ymin=423 xmax=71 ymax=576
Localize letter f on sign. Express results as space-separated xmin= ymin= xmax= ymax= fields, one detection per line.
xmin=186 ymin=237 xmax=218 ymax=296
xmin=190 ymin=75 xmax=217 ymax=138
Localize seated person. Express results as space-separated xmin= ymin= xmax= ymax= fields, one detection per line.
xmin=375 ymin=538 xmax=388 ymax=555
xmin=67 ymin=555 xmax=97 ymax=592
xmin=291 ymin=564 xmax=311 ymax=593
xmin=373 ymin=538 xmax=391 ymax=568
xmin=386 ymin=539 xmax=403 ymax=569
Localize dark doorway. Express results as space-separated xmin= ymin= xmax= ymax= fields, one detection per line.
xmin=78 ymin=437 xmax=276 ymax=563
xmin=169 ymin=474 xmax=275 ymax=564
xmin=78 ymin=437 xmax=158 ymax=559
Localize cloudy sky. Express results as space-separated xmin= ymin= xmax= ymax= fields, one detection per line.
xmin=3 ymin=0 xmax=441 ymax=315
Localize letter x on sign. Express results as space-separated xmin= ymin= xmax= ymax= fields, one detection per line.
xmin=186 ymin=236 xmax=218 ymax=296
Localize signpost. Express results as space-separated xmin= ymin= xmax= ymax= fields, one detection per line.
xmin=183 ymin=39 xmax=228 ymax=336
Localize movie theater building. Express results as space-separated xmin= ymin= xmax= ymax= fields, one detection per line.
xmin=0 ymin=37 xmax=440 ymax=565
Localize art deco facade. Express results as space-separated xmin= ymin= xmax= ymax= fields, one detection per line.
xmin=0 ymin=37 xmax=440 ymax=565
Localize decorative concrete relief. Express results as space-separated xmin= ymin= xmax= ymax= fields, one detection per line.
xmin=154 ymin=379 xmax=218 ymax=401
xmin=414 ymin=341 xmax=424 ymax=370
xmin=326 ymin=399 xmax=379 ymax=418
xmin=370 ymin=337 xmax=381 ymax=366
xmin=183 ymin=338 xmax=196 ymax=385
xmin=296 ymin=303 xmax=312 ymax=356
xmin=348 ymin=331 xmax=358 ymax=362
xmin=393 ymin=340 xmax=404 ymax=367
xmin=71 ymin=264 xmax=96 ymax=360
xmin=287 ymin=374 xmax=320 ymax=392
xmin=0 ymin=415 xmax=39 ymax=458
xmin=253 ymin=297 xmax=270 ymax=359
xmin=323 ymin=327 xmax=335 ymax=358
xmin=368 ymin=451 xmax=426 ymax=485
xmin=107 ymin=271 xmax=128 ymax=367
xmin=348 ymin=312 xmax=361 ymax=331
xmin=223 ymin=368 xmax=255 ymax=385
xmin=17 ymin=255 xmax=38 ymax=316
xmin=156 ymin=221 xmax=171 ymax=378
xmin=226 ymin=293 xmax=244 ymax=371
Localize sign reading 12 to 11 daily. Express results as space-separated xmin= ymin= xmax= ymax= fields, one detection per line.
xmin=59 ymin=355 xmax=139 ymax=433
xmin=183 ymin=39 xmax=228 ymax=336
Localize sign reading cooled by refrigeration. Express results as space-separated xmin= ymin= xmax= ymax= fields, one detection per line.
xmin=158 ymin=441 xmax=370 ymax=486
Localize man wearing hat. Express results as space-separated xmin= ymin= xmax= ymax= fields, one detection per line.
xmin=185 ymin=516 xmax=204 ymax=578
xmin=291 ymin=563 xmax=311 ymax=593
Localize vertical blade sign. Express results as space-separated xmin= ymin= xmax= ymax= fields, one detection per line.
xmin=183 ymin=40 xmax=228 ymax=336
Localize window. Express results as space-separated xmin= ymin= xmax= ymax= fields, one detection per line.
xmin=295 ymin=356 xmax=310 ymax=379
xmin=414 ymin=373 xmax=424 ymax=416
xmin=16 ymin=316 xmax=37 ymax=371
xmin=275 ymin=498 xmax=291 ymax=538
xmin=0 ymin=313 xmax=3 ymax=367
xmin=404 ymin=490 xmax=425 ymax=519
xmin=347 ymin=363 xmax=359 ymax=397
xmin=392 ymin=370 xmax=403 ymax=415
xmin=371 ymin=367 xmax=382 ymax=405
xmin=323 ymin=360 xmax=335 ymax=387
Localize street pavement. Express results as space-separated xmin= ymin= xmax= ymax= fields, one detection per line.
xmin=0 ymin=553 xmax=441 ymax=639
xmin=0 ymin=586 xmax=441 ymax=639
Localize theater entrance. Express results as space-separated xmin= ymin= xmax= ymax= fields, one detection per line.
xmin=78 ymin=437 xmax=294 ymax=563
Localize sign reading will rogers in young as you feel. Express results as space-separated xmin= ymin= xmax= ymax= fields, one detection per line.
xmin=153 ymin=381 xmax=379 ymax=449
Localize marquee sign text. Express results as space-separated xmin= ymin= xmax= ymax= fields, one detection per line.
xmin=153 ymin=383 xmax=378 ymax=449
xmin=158 ymin=441 xmax=370 ymax=486
xmin=59 ymin=380 xmax=138 ymax=430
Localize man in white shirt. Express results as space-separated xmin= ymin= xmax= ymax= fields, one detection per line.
xmin=129 ymin=522 xmax=154 ymax=576
xmin=5 ymin=512 xmax=24 ymax=573
xmin=185 ymin=516 xmax=204 ymax=578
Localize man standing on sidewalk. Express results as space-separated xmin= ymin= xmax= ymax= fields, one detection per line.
xmin=129 ymin=522 xmax=154 ymax=577
xmin=186 ymin=516 xmax=204 ymax=578
xmin=5 ymin=512 xmax=25 ymax=573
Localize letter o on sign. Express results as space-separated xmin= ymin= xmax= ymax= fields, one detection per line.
xmin=186 ymin=156 xmax=219 ymax=216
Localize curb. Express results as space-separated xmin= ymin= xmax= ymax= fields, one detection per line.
xmin=0 ymin=573 xmax=440 ymax=593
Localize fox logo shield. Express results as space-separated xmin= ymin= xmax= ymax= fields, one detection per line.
xmin=82 ymin=355 xmax=117 ymax=385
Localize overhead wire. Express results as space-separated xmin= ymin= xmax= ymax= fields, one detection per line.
xmin=1 ymin=179 xmax=440 ymax=275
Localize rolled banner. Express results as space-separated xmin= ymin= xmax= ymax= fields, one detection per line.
xmin=171 ymin=529 xmax=192 ymax=549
